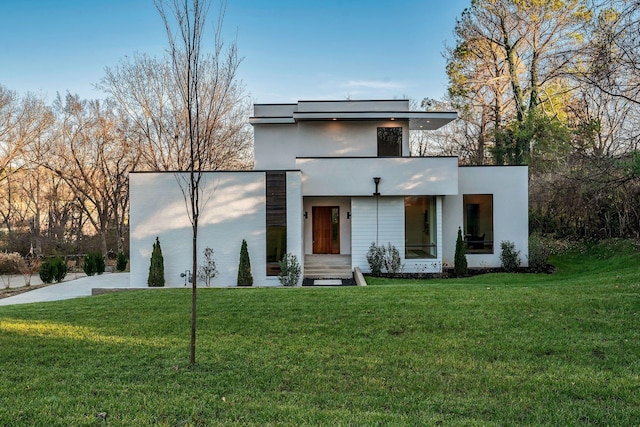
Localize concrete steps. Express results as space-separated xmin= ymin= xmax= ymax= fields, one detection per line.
xmin=304 ymin=254 xmax=352 ymax=279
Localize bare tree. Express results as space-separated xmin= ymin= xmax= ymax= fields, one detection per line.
xmin=445 ymin=0 xmax=592 ymax=163
xmin=445 ymin=11 xmax=513 ymax=163
xmin=154 ymin=0 xmax=244 ymax=364
xmin=47 ymin=94 xmax=138 ymax=255
xmin=109 ymin=113 xmax=141 ymax=254
xmin=100 ymin=36 xmax=252 ymax=171
xmin=0 ymin=87 xmax=54 ymax=183
xmin=580 ymin=0 xmax=640 ymax=105
xmin=0 ymin=87 xmax=53 ymax=250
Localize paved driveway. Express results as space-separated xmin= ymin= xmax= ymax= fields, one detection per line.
xmin=0 ymin=273 xmax=139 ymax=306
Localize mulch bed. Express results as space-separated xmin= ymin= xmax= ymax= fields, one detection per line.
xmin=366 ymin=264 xmax=556 ymax=280
xmin=0 ymin=283 xmax=51 ymax=300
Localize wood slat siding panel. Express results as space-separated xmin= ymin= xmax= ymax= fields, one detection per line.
xmin=266 ymin=172 xmax=287 ymax=226
xmin=351 ymin=197 xmax=405 ymax=273
xmin=266 ymin=172 xmax=287 ymax=275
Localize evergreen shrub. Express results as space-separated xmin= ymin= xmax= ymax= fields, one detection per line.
xmin=39 ymin=257 xmax=67 ymax=283
xmin=83 ymin=252 xmax=103 ymax=276
xmin=39 ymin=260 xmax=55 ymax=284
xmin=147 ymin=237 xmax=165 ymax=287
xmin=237 ymin=240 xmax=253 ymax=286
xmin=52 ymin=257 xmax=67 ymax=282
xmin=95 ymin=253 xmax=106 ymax=275
xmin=116 ymin=251 xmax=128 ymax=272
xmin=454 ymin=227 xmax=468 ymax=276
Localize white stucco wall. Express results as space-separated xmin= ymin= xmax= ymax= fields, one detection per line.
xmin=295 ymin=121 xmax=410 ymax=158
xmin=442 ymin=166 xmax=529 ymax=268
xmin=254 ymin=117 xmax=413 ymax=170
xmin=130 ymin=170 xmax=304 ymax=287
xmin=296 ymin=157 xmax=458 ymax=196
xmin=253 ymin=124 xmax=297 ymax=170
xmin=303 ymin=197 xmax=352 ymax=255
xmin=130 ymin=172 xmax=270 ymax=287
xmin=285 ymin=171 xmax=304 ymax=286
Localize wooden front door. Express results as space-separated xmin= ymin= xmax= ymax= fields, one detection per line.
xmin=312 ymin=206 xmax=340 ymax=254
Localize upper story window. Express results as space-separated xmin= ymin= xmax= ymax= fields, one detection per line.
xmin=377 ymin=127 xmax=402 ymax=157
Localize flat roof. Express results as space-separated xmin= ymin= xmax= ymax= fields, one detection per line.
xmin=251 ymin=100 xmax=457 ymax=130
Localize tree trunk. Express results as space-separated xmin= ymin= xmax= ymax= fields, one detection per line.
xmin=500 ymin=16 xmax=525 ymax=122
xmin=190 ymin=215 xmax=198 ymax=365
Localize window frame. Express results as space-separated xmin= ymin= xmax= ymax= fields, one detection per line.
xmin=462 ymin=194 xmax=494 ymax=254
xmin=404 ymin=195 xmax=437 ymax=259
xmin=377 ymin=127 xmax=402 ymax=157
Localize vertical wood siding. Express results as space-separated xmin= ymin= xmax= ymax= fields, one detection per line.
xmin=351 ymin=197 xmax=404 ymax=273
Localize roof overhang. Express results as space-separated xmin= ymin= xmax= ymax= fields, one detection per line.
xmin=248 ymin=117 xmax=296 ymax=125
xmin=250 ymin=111 xmax=458 ymax=130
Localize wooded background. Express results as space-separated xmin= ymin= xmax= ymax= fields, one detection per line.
xmin=1 ymin=0 xmax=638 ymax=257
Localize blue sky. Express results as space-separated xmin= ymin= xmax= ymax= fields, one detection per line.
xmin=1 ymin=0 xmax=470 ymax=104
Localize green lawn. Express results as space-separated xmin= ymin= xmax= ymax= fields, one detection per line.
xmin=1 ymin=241 xmax=639 ymax=426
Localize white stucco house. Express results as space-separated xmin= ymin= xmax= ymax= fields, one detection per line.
xmin=129 ymin=99 xmax=528 ymax=286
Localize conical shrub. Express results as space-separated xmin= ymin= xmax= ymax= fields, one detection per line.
xmin=454 ymin=227 xmax=468 ymax=276
xmin=237 ymin=239 xmax=253 ymax=286
xmin=148 ymin=237 xmax=165 ymax=287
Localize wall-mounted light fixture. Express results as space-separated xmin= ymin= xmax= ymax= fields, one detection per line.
xmin=304 ymin=211 xmax=308 ymax=219
xmin=373 ymin=177 xmax=381 ymax=196
xmin=347 ymin=212 xmax=351 ymax=219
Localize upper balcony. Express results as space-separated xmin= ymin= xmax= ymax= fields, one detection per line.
xmin=295 ymin=156 xmax=459 ymax=196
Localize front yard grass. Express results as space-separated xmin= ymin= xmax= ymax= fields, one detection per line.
xmin=0 ymin=241 xmax=639 ymax=425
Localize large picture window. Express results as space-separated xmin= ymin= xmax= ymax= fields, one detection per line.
xmin=377 ymin=127 xmax=402 ymax=157
xmin=463 ymin=194 xmax=493 ymax=254
xmin=405 ymin=196 xmax=437 ymax=259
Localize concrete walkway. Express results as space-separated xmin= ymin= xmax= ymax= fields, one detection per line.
xmin=0 ymin=273 xmax=139 ymax=306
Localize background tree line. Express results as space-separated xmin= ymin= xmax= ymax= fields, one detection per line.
xmin=414 ymin=0 xmax=639 ymax=239
xmin=2 ymin=0 xmax=638 ymax=259
xmin=0 ymin=47 xmax=252 ymax=258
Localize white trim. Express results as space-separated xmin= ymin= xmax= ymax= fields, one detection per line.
xmin=249 ymin=117 xmax=296 ymax=125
